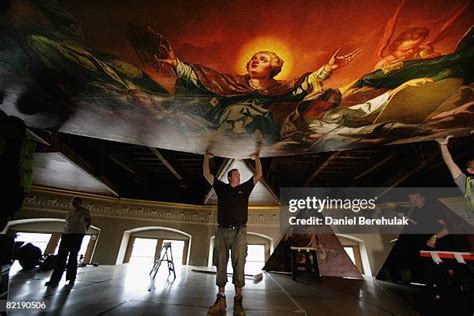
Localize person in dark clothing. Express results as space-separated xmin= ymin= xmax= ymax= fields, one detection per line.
xmin=0 ymin=111 xmax=34 ymax=231
xmin=407 ymin=192 xmax=450 ymax=250
xmin=45 ymin=197 xmax=91 ymax=287
xmin=203 ymin=152 xmax=262 ymax=316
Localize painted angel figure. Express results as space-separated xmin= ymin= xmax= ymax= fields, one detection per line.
xmin=374 ymin=27 xmax=441 ymax=70
xmin=128 ymin=26 xmax=361 ymax=143
xmin=373 ymin=0 xmax=470 ymax=70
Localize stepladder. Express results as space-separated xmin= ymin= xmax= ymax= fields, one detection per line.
xmin=149 ymin=242 xmax=176 ymax=280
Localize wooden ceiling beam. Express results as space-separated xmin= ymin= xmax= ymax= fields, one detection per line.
xmin=377 ymin=146 xmax=440 ymax=197
xmin=304 ymin=151 xmax=341 ymax=186
xmin=107 ymin=150 xmax=149 ymax=176
xmin=149 ymin=147 xmax=183 ymax=180
xmin=46 ymin=134 xmax=120 ymax=197
xmin=353 ymin=153 xmax=397 ymax=181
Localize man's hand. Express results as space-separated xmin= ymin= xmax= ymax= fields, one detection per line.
xmin=426 ymin=235 xmax=437 ymax=248
xmin=436 ymin=135 xmax=453 ymax=146
xmin=324 ymin=48 xmax=362 ymax=72
xmin=436 ymin=134 xmax=462 ymax=179
xmin=249 ymin=152 xmax=259 ymax=160
xmin=205 ymin=152 xmax=215 ymax=159
xmin=155 ymin=39 xmax=178 ymax=67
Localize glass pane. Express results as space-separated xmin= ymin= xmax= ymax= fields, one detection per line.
xmin=129 ymin=238 xmax=157 ymax=265
xmin=162 ymin=240 xmax=185 ymax=265
xmin=344 ymin=246 xmax=356 ymax=264
xmin=247 ymin=245 xmax=265 ymax=262
xmin=15 ymin=232 xmax=52 ymax=255
xmin=78 ymin=235 xmax=91 ymax=258
xmin=226 ymin=244 xmax=266 ymax=275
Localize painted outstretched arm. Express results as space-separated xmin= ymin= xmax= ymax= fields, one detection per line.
xmin=154 ymin=38 xmax=178 ymax=68
xmin=174 ymin=59 xmax=202 ymax=88
xmin=292 ymin=48 xmax=362 ymax=97
xmin=323 ymin=48 xmax=362 ymax=75
xmin=203 ymin=152 xmax=215 ymax=185
xmin=154 ymin=40 xmax=204 ymax=90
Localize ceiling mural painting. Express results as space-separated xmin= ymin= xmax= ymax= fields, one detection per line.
xmin=1 ymin=0 xmax=473 ymax=158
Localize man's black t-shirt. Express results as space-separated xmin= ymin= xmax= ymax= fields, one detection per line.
xmin=213 ymin=176 xmax=255 ymax=226
xmin=406 ymin=199 xmax=452 ymax=250
xmin=410 ymin=200 xmax=446 ymax=234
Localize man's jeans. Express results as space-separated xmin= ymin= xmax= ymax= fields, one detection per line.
xmin=214 ymin=226 xmax=247 ymax=288
xmin=49 ymin=233 xmax=84 ymax=283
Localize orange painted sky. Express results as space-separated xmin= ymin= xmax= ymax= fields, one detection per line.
xmin=64 ymin=0 xmax=473 ymax=87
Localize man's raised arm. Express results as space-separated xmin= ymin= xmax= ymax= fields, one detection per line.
xmin=203 ymin=152 xmax=215 ymax=185
xmin=251 ymin=153 xmax=263 ymax=185
xmin=436 ymin=137 xmax=462 ymax=180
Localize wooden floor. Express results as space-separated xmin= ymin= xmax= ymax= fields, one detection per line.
xmin=7 ymin=263 xmax=419 ymax=315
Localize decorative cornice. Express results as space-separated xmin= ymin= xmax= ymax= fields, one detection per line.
xmin=31 ymin=186 xmax=119 ymax=203
xmin=24 ymin=187 xmax=280 ymax=225
xmin=31 ymin=186 xmax=280 ymax=211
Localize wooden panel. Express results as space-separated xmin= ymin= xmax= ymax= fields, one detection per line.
xmin=264 ymin=231 xmax=363 ymax=279
xmin=32 ymin=153 xmax=114 ymax=196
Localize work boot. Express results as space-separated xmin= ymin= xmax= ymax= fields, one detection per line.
xmin=233 ymin=295 xmax=246 ymax=316
xmin=208 ymin=293 xmax=226 ymax=314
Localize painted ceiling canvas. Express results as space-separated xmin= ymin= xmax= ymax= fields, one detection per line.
xmin=1 ymin=0 xmax=473 ymax=158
